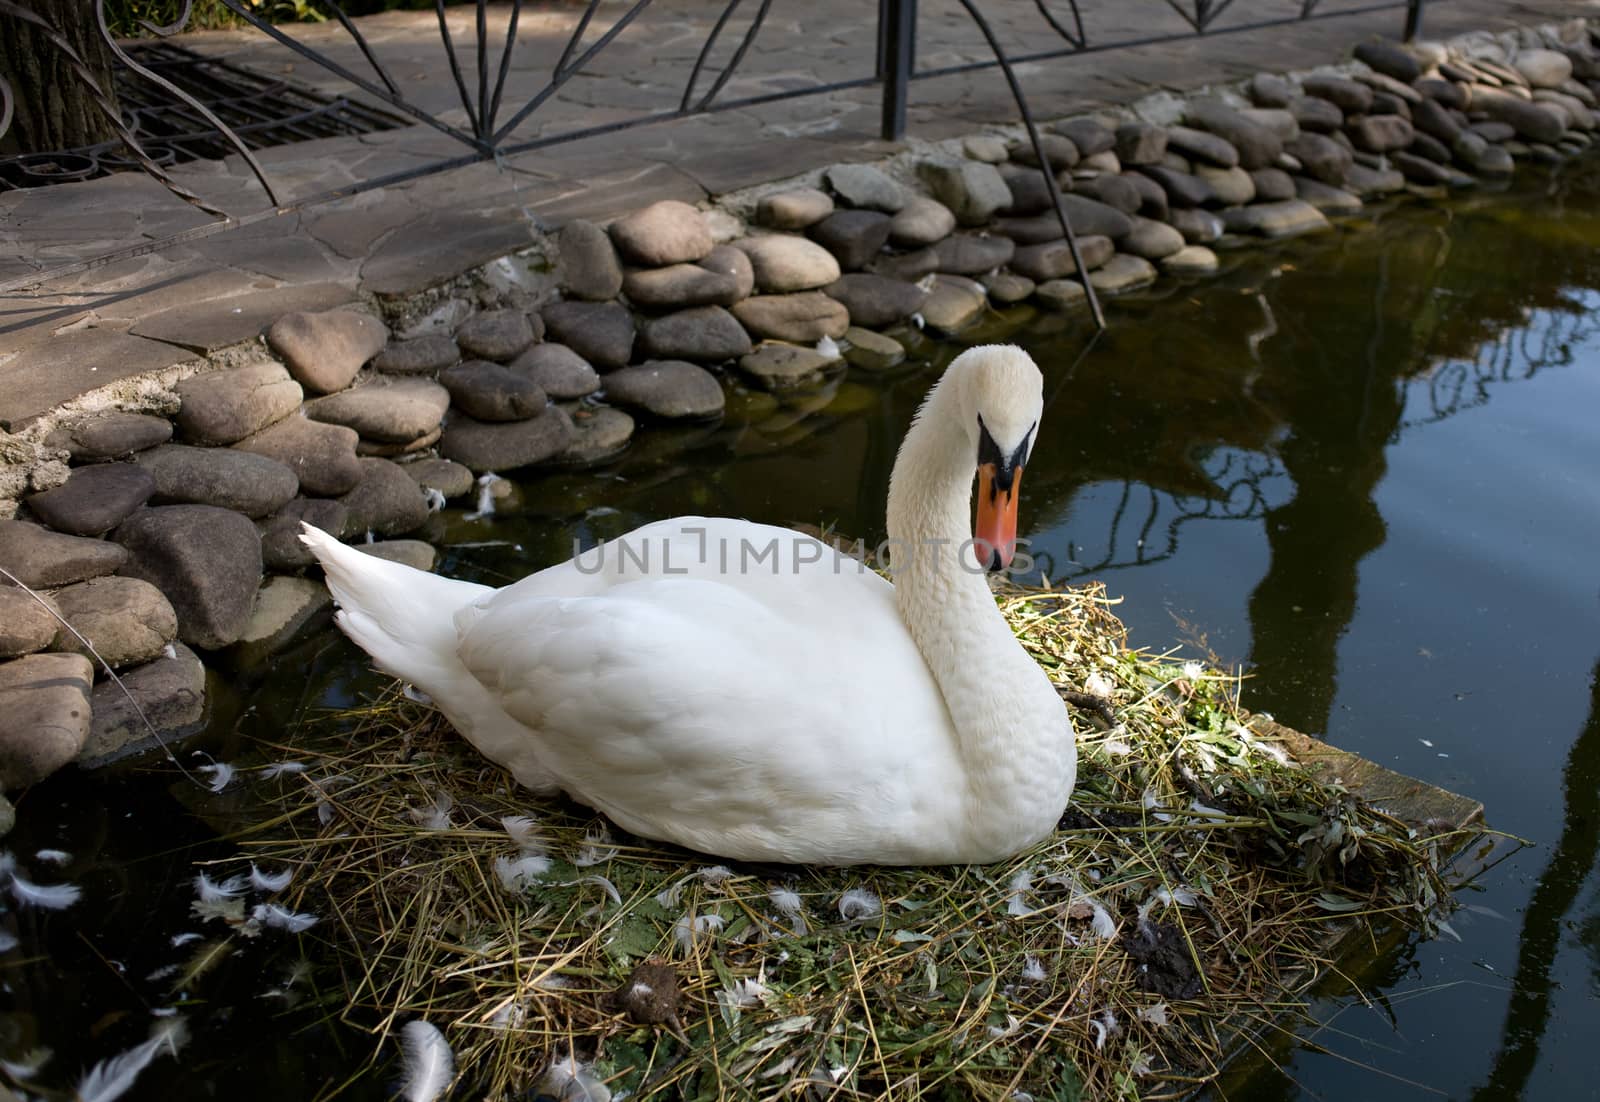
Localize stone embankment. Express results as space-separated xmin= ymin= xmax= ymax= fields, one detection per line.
xmin=1 ymin=24 xmax=1597 ymax=819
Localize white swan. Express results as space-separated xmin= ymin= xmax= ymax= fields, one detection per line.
xmin=300 ymin=344 xmax=1076 ymax=865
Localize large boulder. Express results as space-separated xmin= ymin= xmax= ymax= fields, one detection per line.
xmin=114 ymin=505 xmax=263 ymax=649
xmin=136 ymin=444 xmax=299 ymax=518
xmin=0 ymin=519 xmax=128 ymax=588
xmin=49 ymin=575 xmax=177 ymax=669
xmin=174 ymin=362 xmax=303 ymax=445
xmin=0 ymin=652 xmax=93 ymax=787
xmin=266 ymin=309 xmax=388 ymax=395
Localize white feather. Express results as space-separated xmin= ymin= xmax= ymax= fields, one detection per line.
xmin=197 ymin=762 xmax=234 ymax=793
xmin=578 ymin=874 xmax=622 ymax=906
xmin=697 ymin=864 xmax=734 ymax=885
xmin=573 ymin=826 xmax=616 ymax=867
xmin=252 ymin=903 xmax=318 ymax=933
xmin=494 ymin=853 xmax=551 ymax=892
xmin=423 ymin=487 xmax=447 ymax=513
xmin=541 ymin=1049 xmax=610 ymax=1102
xmin=837 ymin=887 xmax=881 ymax=921
xmin=249 ymin=864 xmax=294 ymax=892
xmin=34 ymin=848 xmax=71 ymax=865
xmin=257 ymin=761 xmax=307 ymax=780
xmin=170 ymin=932 xmax=202 ymax=947
xmin=672 ymin=910 xmax=724 ymax=950
xmin=9 ymin=872 xmax=81 ymax=910
xmin=397 ymin=1019 xmax=454 ymax=1102
xmin=1020 ymin=955 xmax=1047 ymax=983
xmin=194 ymin=873 xmax=246 ymax=902
xmin=1006 ymin=868 xmax=1034 ymax=917
xmin=75 ymin=1018 xmax=184 ymax=1102
xmin=499 ymin=815 xmax=543 ymax=853
xmin=768 ymin=887 xmax=803 ymax=915
xmin=0 ymin=1046 xmax=50 ymax=1079
xmin=0 ymin=930 xmax=17 ymax=953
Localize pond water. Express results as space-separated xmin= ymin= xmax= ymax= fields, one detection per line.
xmin=6 ymin=161 xmax=1600 ymax=1098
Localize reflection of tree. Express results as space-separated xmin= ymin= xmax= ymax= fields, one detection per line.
xmin=1468 ymin=661 xmax=1600 ymax=1100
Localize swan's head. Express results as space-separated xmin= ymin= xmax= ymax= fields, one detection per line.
xmin=949 ymin=345 xmax=1044 ymax=573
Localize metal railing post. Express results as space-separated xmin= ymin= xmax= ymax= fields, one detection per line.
xmin=1403 ymin=0 xmax=1425 ymax=41
xmin=880 ymin=0 xmax=915 ymax=141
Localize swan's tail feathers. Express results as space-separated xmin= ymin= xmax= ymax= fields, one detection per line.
xmin=298 ymin=523 xmax=493 ymax=690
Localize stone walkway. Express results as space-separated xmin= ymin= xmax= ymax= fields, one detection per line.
xmin=0 ymin=0 xmax=1584 ymax=429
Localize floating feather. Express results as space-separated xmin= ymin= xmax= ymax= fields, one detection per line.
xmin=837 ymin=887 xmax=881 ymax=921
xmin=196 ymin=762 xmax=234 ymax=794
xmin=466 ymin=472 xmax=503 ymax=520
xmin=169 ymin=932 xmax=202 ymax=947
xmin=423 ymin=487 xmax=447 ymax=513
xmin=397 ymin=1020 xmax=454 ymax=1102
xmin=0 ymin=930 xmax=17 ymax=953
xmin=34 ymin=848 xmax=70 ymax=865
xmin=249 ymin=864 xmax=294 ymax=892
xmin=193 ymin=873 xmax=246 ymax=902
xmin=256 ymin=761 xmax=307 ymax=780
xmin=252 ymin=903 xmax=318 ymax=933
xmin=76 ymin=1036 xmax=166 ymax=1102
xmin=9 ymin=871 xmax=81 ymax=910
xmin=493 ymin=854 xmax=551 ymax=892
xmin=76 ymin=1018 xmax=185 ymax=1102
xmin=0 ymin=1045 xmax=50 ymax=1080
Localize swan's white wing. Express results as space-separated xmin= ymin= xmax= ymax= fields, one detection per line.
xmin=455 ymin=519 xmax=963 ymax=863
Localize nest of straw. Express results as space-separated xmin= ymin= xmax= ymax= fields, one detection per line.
xmin=217 ymin=580 xmax=1461 ymax=1101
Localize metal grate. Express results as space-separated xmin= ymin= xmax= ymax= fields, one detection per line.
xmin=0 ymin=39 xmax=408 ymax=189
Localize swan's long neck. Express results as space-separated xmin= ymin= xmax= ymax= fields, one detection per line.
xmin=886 ymin=373 xmax=1076 ymax=858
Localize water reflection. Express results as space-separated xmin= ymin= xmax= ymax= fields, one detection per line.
xmin=1469 ymin=661 xmax=1600 ymax=1100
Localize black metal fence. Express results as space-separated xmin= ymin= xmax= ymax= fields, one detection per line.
xmin=1 ymin=0 xmax=1428 ymax=306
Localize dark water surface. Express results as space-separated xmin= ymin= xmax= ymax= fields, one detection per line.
xmin=7 ymin=161 xmax=1600 ymax=1098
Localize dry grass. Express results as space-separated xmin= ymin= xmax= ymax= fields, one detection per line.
xmin=215 ymin=580 xmax=1463 ymax=1101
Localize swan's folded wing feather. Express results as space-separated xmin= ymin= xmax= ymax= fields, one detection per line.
xmin=455 ymin=573 xmax=957 ymax=857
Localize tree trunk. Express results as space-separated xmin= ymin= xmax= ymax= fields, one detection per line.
xmin=0 ymin=0 xmax=122 ymax=155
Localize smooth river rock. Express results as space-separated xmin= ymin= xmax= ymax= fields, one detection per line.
xmin=233 ymin=415 xmax=363 ymax=497
xmin=540 ymin=301 xmax=636 ymax=371
xmin=732 ymin=292 xmax=850 ymax=342
xmin=757 ymin=187 xmax=834 ymax=231
xmin=455 ymin=309 xmax=539 ymax=362
xmin=440 ymin=361 xmax=548 ymax=422
xmin=266 ymin=308 xmax=388 ymax=395
xmin=510 ymin=343 xmax=602 ymax=399
xmin=337 ymin=457 xmax=432 ymax=537
xmin=738 ymin=342 xmax=844 ymax=390
xmin=371 ymin=334 xmax=461 ymax=375
xmin=305 ymin=378 xmax=451 ymax=442
xmin=174 ymin=362 xmax=303 ymax=445
xmin=609 ymin=200 xmax=714 ymax=266
xmin=80 ymin=642 xmax=205 ymax=765
xmin=440 ymin=407 xmax=577 ymax=472
xmin=0 ymin=652 xmax=93 ymax=787
xmin=918 ymin=157 xmax=1012 ymax=226
xmin=0 ymin=519 xmax=128 ymax=588
xmin=557 ymin=219 xmax=625 ymax=301
xmin=44 ymin=413 xmax=172 ymax=462
xmin=602 ymin=361 xmax=725 ymax=420
xmin=0 ymin=588 xmax=59 ymax=659
xmin=637 ymin=305 xmax=753 ymax=362
xmin=49 ymin=576 xmax=177 ymax=669
xmin=823 ymin=274 xmax=928 ymax=328
xmin=114 ymin=504 xmax=263 ymax=650
xmin=137 ymin=444 xmax=299 ymax=518
xmin=26 ymin=463 xmax=155 ymax=537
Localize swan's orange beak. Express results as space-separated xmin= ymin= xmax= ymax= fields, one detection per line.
xmin=975 ymin=461 xmax=1023 ymax=572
